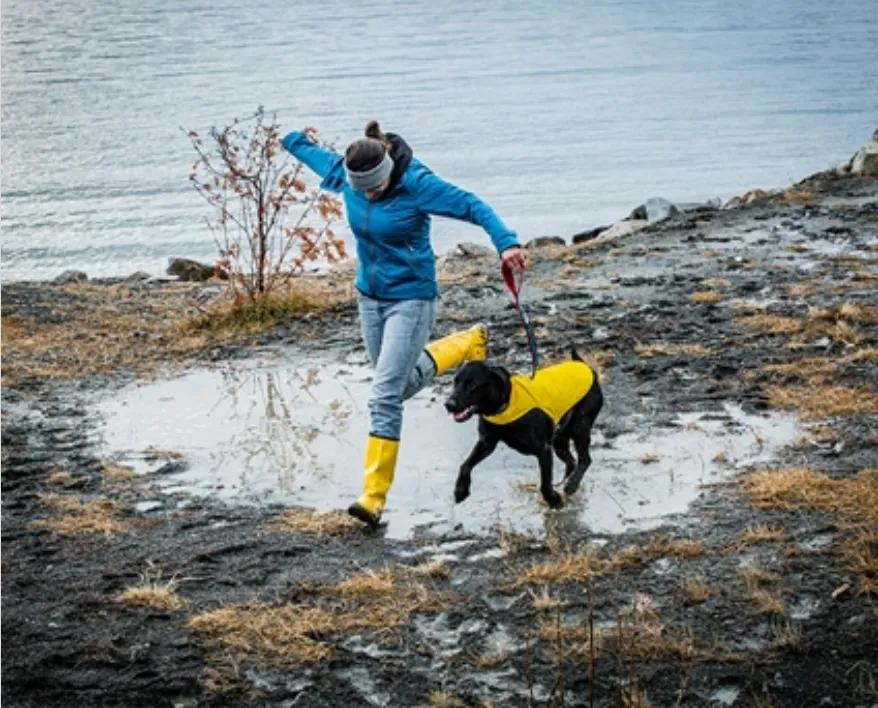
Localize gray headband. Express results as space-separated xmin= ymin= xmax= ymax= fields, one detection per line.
xmin=346 ymin=152 xmax=394 ymax=191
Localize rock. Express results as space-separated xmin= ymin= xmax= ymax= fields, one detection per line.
xmin=52 ymin=270 xmax=88 ymax=285
xmin=166 ymin=258 xmax=215 ymax=282
xmin=629 ymin=197 xmax=680 ymax=222
xmin=452 ymin=242 xmax=493 ymax=259
xmin=723 ymin=188 xmax=775 ymax=209
xmin=524 ymin=236 xmax=566 ymax=249
xmin=571 ymin=225 xmax=609 ymax=244
xmin=123 ymin=271 xmax=152 ymax=283
xmin=590 ymin=219 xmax=650 ymax=244
xmin=850 ymin=129 xmax=878 ymax=176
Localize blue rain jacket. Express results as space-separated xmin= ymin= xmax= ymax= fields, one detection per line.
xmin=281 ymin=131 xmax=519 ymax=300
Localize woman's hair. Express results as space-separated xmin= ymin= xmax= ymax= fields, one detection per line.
xmin=345 ymin=120 xmax=391 ymax=172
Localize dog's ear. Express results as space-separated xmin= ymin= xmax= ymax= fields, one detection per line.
xmin=487 ymin=365 xmax=510 ymax=390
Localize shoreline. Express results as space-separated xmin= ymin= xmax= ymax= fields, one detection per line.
xmin=2 ymin=167 xmax=877 ymax=707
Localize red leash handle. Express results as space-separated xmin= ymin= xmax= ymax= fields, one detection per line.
xmin=501 ymin=261 xmax=524 ymax=309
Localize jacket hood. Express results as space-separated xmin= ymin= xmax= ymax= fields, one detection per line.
xmin=384 ymin=132 xmax=413 ymax=194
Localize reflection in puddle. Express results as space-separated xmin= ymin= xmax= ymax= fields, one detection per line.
xmin=98 ymin=357 xmax=801 ymax=540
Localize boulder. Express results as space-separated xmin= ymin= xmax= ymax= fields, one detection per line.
xmin=850 ymin=129 xmax=878 ymax=176
xmin=629 ymin=197 xmax=680 ymax=223
xmin=524 ymin=236 xmax=566 ymax=249
xmin=167 ymin=258 xmax=215 ymax=282
xmin=52 ymin=270 xmax=88 ymax=285
xmin=123 ymin=271 xmax=152 ymax=283
xmin=571 ymin=225 xmax=609 ymax=245
xmin=451 ymin=242 xmax=493 ymax=259
xmin=591 ymin=219 xmax=650 ymax=244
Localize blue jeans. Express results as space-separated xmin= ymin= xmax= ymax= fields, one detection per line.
xmin=358 ymin=295 xmax=438 ymax=440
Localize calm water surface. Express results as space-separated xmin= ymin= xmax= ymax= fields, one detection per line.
xmin=2 ymin=0 xmax=876 ymax=280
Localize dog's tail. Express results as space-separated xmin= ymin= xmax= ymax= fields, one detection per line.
xmin=571 ymin=347 xmax=600 ymax=383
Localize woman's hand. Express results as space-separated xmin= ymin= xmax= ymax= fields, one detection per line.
xmin=501 ymin=246 xmax=527 ymax=272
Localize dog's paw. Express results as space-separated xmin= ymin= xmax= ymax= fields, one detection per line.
xmin=543 ymin=489 xmax=564 ymax=509
xmin=454 ymin=484 xmax=471 ymax=504
xmin=563 ymin=474 xmax=583 ymax=496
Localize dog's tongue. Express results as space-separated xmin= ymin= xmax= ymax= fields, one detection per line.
xmin=452 ymin=406 xmax=476 ymax=423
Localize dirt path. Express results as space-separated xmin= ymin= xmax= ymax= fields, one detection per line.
xmin=2 ymin=172 xmax=877 ymax=707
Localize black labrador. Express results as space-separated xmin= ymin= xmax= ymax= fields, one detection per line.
xmin=444 ymin=349 xmax=603 ymax=509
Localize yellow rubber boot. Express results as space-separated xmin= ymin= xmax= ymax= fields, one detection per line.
xmin=424 ymin=323 xmax=489 ymax=376
xmin=347 ymin=435 xmax=399 ymax=528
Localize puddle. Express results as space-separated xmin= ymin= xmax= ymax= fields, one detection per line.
xmin=709 ymin=685 xmax=741 ymax=706
xmin=98 ymin=356 xmax=801 ymax=540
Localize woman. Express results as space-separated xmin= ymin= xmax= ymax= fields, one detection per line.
xmin=281 ymin=120 xmax=527 ymax=528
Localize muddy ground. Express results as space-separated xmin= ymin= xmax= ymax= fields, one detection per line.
xmin=2 ymin=171 xmax=877 ymax=707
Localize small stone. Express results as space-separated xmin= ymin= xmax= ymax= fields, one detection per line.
xmin=52 ymin=270 xmax=88 ymax=285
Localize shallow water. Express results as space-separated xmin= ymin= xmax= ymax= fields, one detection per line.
xmin=2 ymin=0 xmax=876 ymax=281
xmin=97 ymin=352 xmax=801 ymax=539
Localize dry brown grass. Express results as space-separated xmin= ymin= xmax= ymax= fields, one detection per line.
xmin=334 ymin=568 xmax=398 ymax=598
xmin=739 ymin=467 xmax=878 ymax=593
xmin=646 ymin=534 xmax=708 ymax=559
xmin=634 ymin=343 xmax=711 ymax=358
xmin=735 ymin=524 xmax=786 ymax=548
xmin=744 ymin=587 xmax=787 ymax=616
xmin=701 ymin=277 xmax=731 ymax=289
xmin=516 ymin=548 xmax=605 ymax=585
xmin=102 ymin=462 xmax=137 ymax=483
xmin=426 ymin=691 xmax=467 ymax=708
xmin=118 ymin=573 xmax=186 ymax=611
xmin=771 ymin=621 xmax=803 ymax=649
xmin=677 ymin=578 xmax=713 ymax=605
xmin=29 ymin=493 xmax=127 ymax=536
xmin=2 ymin=278 xmax=355 ymax=385
xmin=851 ymin=347 xmax=878 ymax=363
xmin=470 ymin=651 xmax=510 ymax=669
xmin=265 ymin=507 xmax=362 ymax=537
xmin=775 ymin=186 xmax=815 ymax=205
xmin=787 ymin=282 xmax=820 ymax=297
xmin=740 ymin=565 xmax=780 ymax=586
xmin=689 ymin=290 xmax=724 ymax=304
xmin=756 ymin=358 xmax=838 ymax=385
xmin=734 ymin=314 xmax=801 ymax=335
xmin=530 ymin=586 xmax=569 ymax=612
xmin=187 ymin=576 xmax=445 ymax=666
xmin=764 ymin=384 xmax=877 ymax=420
xmin=46 ymin=470 xmax=76 ymax=486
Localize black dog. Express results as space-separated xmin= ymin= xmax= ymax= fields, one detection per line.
xmin=444 ymin=349 xmax=603 ymax=509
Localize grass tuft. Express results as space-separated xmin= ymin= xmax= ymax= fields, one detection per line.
xmin=187 ymin=575 xmax=445 ymax=666
xmin=677 ymin=577 xmax=713 ymax=605
xmin=118 ymin=572 xmax=186 ymax=611
xmin=46 ymin=470 xmax=76 ymax=486
xmin=764 ymin=384 xmax=877 ymax=420
xmin=516 ymin=548 xmax=605 ymax=585
xmin=29 ymin=494 xmax=127 ymax=536
xmin=739 ymin=468 xmax=878 ymax=592
xmin=265 ymin=507 xmax=363 ymax=537
xmin=634 ymin=343 xmax=711 ymax=358
xmin=689 ymin=290 xmax=724 ymax=304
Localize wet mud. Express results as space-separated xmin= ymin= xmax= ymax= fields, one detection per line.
xmin=2 ymin=172 xmax=877 ymax=707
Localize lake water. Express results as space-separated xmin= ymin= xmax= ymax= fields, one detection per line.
xmin=2 ymin=0 xmax=876 ymax=282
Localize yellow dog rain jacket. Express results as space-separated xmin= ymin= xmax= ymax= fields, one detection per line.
xmin=483 ymin=361 xmax=594 ymax=426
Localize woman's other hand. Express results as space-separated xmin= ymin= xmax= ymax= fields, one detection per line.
xmin=501 ymin=246 xmax=527 ymax=272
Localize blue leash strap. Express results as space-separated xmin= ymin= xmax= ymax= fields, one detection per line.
xmin=501 ymin=263 xmax=540 ymax=377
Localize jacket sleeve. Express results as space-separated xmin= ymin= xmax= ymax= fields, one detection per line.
xmin=411 ymin=170 xmax=520 ymax=255
xmin=280 ymin=131 xmax=346 ymax=194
